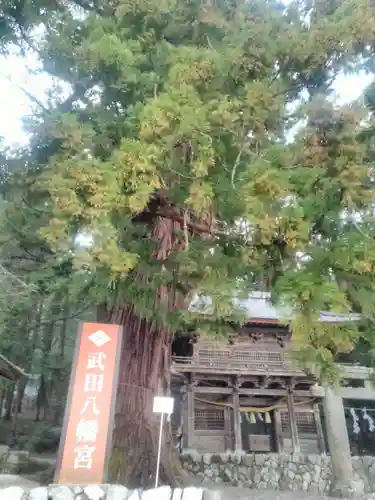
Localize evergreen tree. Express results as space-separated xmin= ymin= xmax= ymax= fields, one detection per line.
xmin=2 ymin=0 xmax=375 ymax=487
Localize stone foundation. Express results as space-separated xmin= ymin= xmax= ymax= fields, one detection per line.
xmin=181 ymin=452 xmax=375 ymax=495
xmin=3 ymin=451 xmax=375 ymax=498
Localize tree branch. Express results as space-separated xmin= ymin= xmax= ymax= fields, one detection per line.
xmin=0 ymin=72 xmax=49 ymax=113
xmin=156 ymin=207 xmax=218 ymax=236
xmin=38 ymin=299 xmax=95 ymax=325
xmin=69 ymin=0 xmax=104 ymax=14
xmin=30 ymin=82 xmax=95 ymax=164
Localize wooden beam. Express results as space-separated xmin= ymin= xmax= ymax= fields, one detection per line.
xmin=287 ymin=392 xmax=300 ymax=453
xmin=193 ymin=387 xmax=231 ymax=394
xmin=240 ymin=388 xmax=287 ymax=396
xmin=193 ymin=373 xmax=231 ymax=382
xmin=172 ymin=365 xmax=305 ymax=377
xmin=193 ymin=386 xmax=316 ymax=397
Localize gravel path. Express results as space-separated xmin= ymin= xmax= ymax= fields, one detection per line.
xmin=0 ymin=474 xmax=39 ymax=490
xmin=212 ymin=487 xmax=328 ymax=499
xmin=206 ymin=486 xmax=375 ymax=500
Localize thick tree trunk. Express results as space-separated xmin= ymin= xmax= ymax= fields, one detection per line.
xmin=109 ymin=307 xmax=182 ymax=487
xmin=323 ymin=386 xmax=359 ymax=497
xmin=106 ymin=216 xmax=187 ymax=487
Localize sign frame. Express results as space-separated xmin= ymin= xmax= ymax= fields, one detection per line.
xmin=54 ymin=322 xmax=123 ymax=484
xmin=153 ymin=396 xmax=174 ymax=415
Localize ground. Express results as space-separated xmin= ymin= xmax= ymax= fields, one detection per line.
xmin=214 ymin=489 xmax=324 ymax=499
xmin=207 ymin=486 xmax=375 ymax=500
xmin=0 ymin=474 xmax=39 ymax=489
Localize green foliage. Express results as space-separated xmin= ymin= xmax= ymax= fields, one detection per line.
xmin=27 ymin=423 xmax=61 ymax=453
xmin=1 ymin=0 xmax=375 ymax=382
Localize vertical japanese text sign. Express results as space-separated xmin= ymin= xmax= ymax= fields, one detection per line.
xmin=55 ymin=322 xmax=123 ymax=484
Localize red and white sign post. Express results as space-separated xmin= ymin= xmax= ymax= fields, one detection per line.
xmin=54 ymin=322 xmax=123 ymax=484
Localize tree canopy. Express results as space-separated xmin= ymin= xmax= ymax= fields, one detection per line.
xmin=1 ymin=0 xmax=375 ymax=485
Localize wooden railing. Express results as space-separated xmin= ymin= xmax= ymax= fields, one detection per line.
xmin=171 ymin=352 xmax=304 ymax=375
xmin=171 ymin=355 xmax=374 ymax=380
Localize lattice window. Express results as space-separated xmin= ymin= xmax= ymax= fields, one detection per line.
xmin=231 ymin=351 xmax=283 ymax=362
xmin=194 ymin=409 xmax=225 ymax=430
xmin=296 ymin=412 xmax=317 ymax=434
xmin=196 ymin=347 xmax=283 ymax=369
xmin=197 ymin=349 xmax=230 ymax=359
xmin=235 ymin=352 xmax=281 ymax=370
xmin=232 ymin=351 xmax=252 ymax=361
xmin=280 ymin=411 xmax=317 ymax=434
xmin=253 ymin=351 xmax=282 ymax=363
xmin=280 ymin=411 xmax=291 ymax=433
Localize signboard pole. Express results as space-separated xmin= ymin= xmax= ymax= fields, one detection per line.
xmin=153 ymin=396 xmax=174 ymax=488
xmin=155 ymin=412 xmax=164 ymax=488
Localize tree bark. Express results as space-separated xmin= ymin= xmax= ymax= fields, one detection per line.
xmin=36 ymin=374 xmax=47 ymax=422
xmin=323 ymin=386 xmax=357 ymax=497
xmin=109 ymin=306 xmax=183 ymax=487
xmin=0 ymin=387 xmax=5 ymax=418
xmin=106 ymin=216 xmax=187 ymax=488
xmin=12 ymin=379 xmax=27 ymax=435
xmin=4 ymin=385 xmax=14 ymax=421
xmin=52 ymin=304 xmax=69 ymax=426
xmin=39 ymin=300 xmax=59 ymax=421
xmin=17 ymin=308 xmax=41 ymax=415
xmin=16 ymin=377 xmax=27 ymax=414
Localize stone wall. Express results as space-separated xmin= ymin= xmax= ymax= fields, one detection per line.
xmin=0 ymin=485 xmax=219 ymax=500
xmin=0 ymin=445 xmax=34 ymax=475
xmin=3 ymin=451 xmax=375 ymax=498
xmin=181 ymin=452 xmax=375 ymax=495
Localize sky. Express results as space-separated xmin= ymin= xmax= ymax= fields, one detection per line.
xmin=0 ymin=52 xmax=66 ymax=148
xmin=0 ymin=42 xmax=374 ymax=148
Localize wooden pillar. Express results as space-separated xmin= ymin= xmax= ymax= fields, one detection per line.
xmin=187 ymin=378 xmax=194 ymax=449
xmin=232 ymin=385 xmax=242 ymax=452
xmin=224 ymin=408 xmax=232 ymax=450
xmin=180 ymin=383 xmax=187 ymax=450
xmin=273 ymin=410 xmax=283 ymax=452
xmin=287 ymin=391 xmax=300 ymax=453
xmin=313 ymin=402 xmax=325 ymax=453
